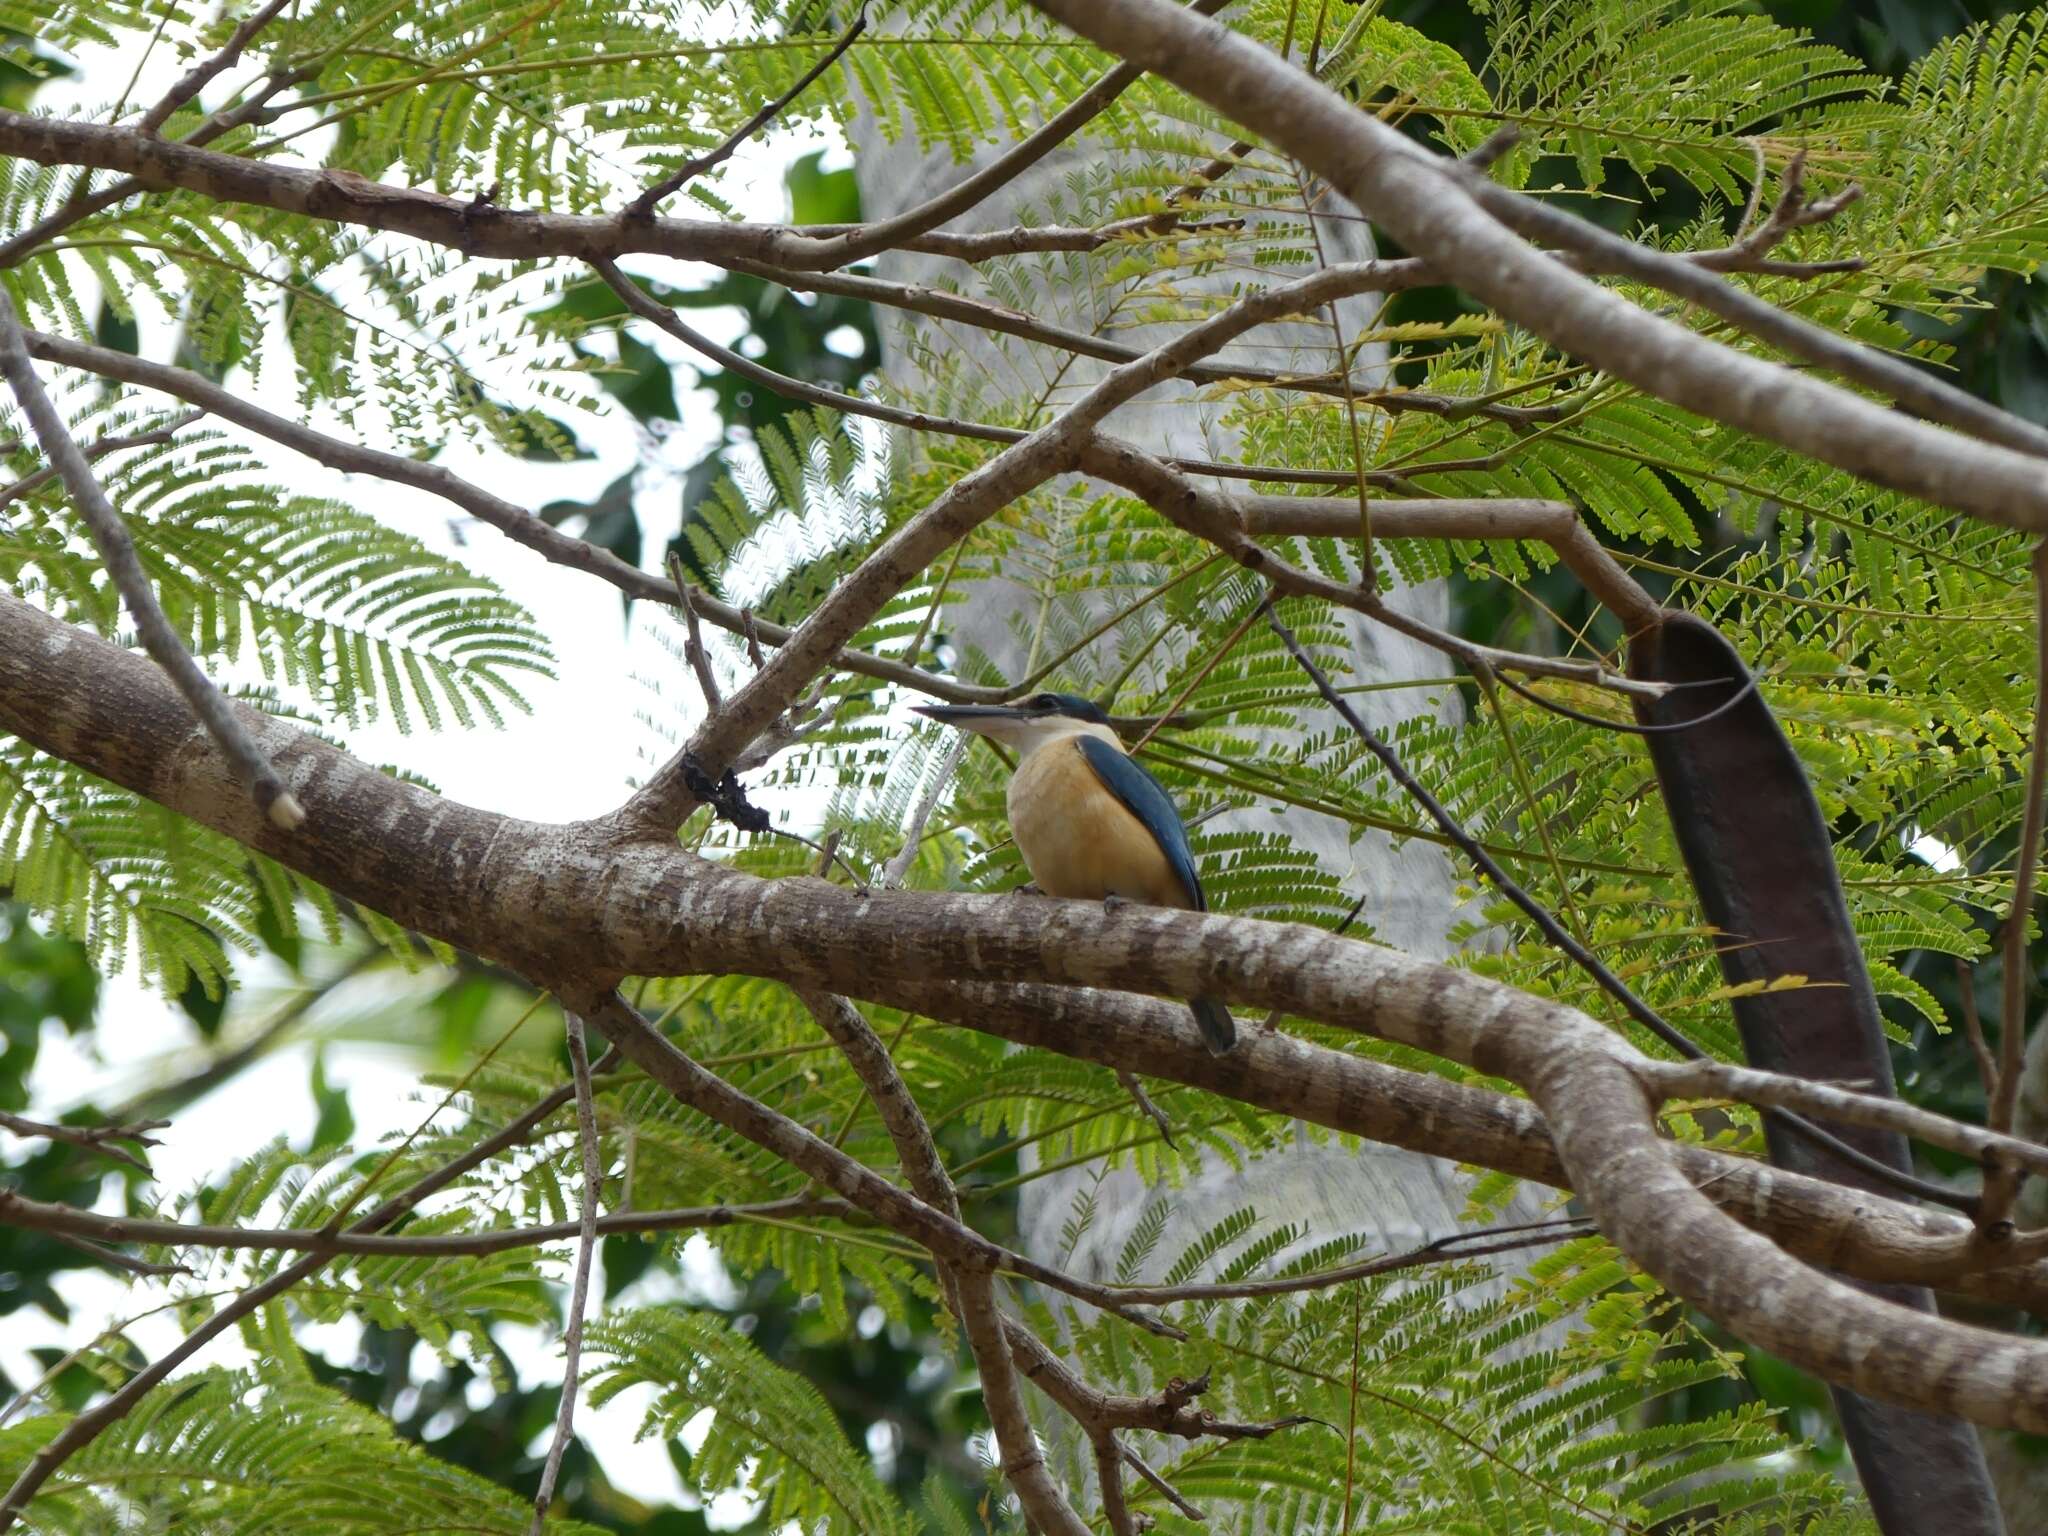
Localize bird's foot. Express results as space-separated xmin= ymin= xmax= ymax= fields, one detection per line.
xmin=1102 ymin=893 xmax=1131 ymax=913
xmin=1012 ymin=881 xmax=1042 ymax=896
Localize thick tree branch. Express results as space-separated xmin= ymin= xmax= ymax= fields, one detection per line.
xmin=12 ymin=590 xmax=2048 ymax=1431
xmin=798 ymin=989 xmax=1094 ymax=1536
xmin=1023 ymin=0 xmax=2048 ymax=532
xmin=4 ymin=585 xmax=2044 ymax=1309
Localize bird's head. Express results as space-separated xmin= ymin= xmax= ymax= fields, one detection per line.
xmin=912 ymin=692 xmax=1121 ymax=755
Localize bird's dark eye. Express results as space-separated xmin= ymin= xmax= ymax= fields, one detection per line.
xmin=1033 ymin=693 xmax=1059 ymax=710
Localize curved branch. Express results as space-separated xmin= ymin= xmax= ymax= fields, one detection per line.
xmin=9 ymin=587 xmax=2048 ymax=1431
xmin=1024 ymin=0 xmax=2048 ymax=533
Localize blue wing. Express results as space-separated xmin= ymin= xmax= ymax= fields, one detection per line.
xmin=1075 ymin=735 xmax=1205 ymax=912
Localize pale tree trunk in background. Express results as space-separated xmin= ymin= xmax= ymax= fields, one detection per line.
xmin=848 ymin=89 xmax=1561 ymax=1452
xmin=1977 ymin=1021 xmax=2048 ymax=1534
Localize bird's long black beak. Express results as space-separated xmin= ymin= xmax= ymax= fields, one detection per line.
xmin=912 ymin=703 xmax=1034 ymax=725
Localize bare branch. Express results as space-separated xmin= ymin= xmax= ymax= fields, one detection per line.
xmin=21 ymin=326 xmax=1013 ymax=707
xmin=621 ymin=6 xmax=868 ymax=221
xmin=40 ymin=1229 xmax=188 ymax=1279
xmin=1688 ymin=149 xmax=1865 ymax=277
xmin=1024 ymin=0 xmax=2048 ymax=531
xmin=1094 ymin=1435 xmax=1139 ymax=1536
xmin=845 ymin=974 xmax=2048 ymax=1313
xmin=0 ymin=1187 xmax=847 ymax=1257
xmin=1102 ymin=1217 xmax=1594 ymax=1305
xmin=1114 ymin=1070 xmax=1176 ymax=1146
xmin=0 ymin=290 xmax=302 ymax=830
xmin=579 ymin=994 xmax=1183 ymax=1335
xmin=599 ymin=259 xmax=1022 ymax=445
xmin=0 ymin=110 xmax=1230 ymax=274
xmin=795 ymin=989 xmax=1097 ymax=1536
xmin=668 ymin=557 xmax=725 ymax=713
xmin=600 ymin=254 xmax=1442 ymax=490
xmin=1983 ymin=539 xmax=2048 ymax=1232
xmin=0 ymin=1111 xmax=166 ymax=1174
xmin=0 ymin=409 xmax=201 ymax=518
xmin=1234 ymin=492 xmax=1660 ymax=633
xmin=1648 ymin=1059 xmax=2048 ymax=1188
xmin=12 ymin=590 xmax=2048 ymax=1313
xmin=733 ymin=257 xmax=1546 ymax=415
xmin=134 ymin=0 xmax=296 ymax=135
xmin=529 ymin=1014 xmax=602 ymax=1535
xmin=1 ymin=57 xmax=310 ymax=270
xmin=881 ymin=734 xmax=966 ymax=889
xmin=1079 ymin=439 xmax=1671 ymax=697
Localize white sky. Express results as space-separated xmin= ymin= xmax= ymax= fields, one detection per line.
xmin=2 ymin=27 xmax=853 ymax=1520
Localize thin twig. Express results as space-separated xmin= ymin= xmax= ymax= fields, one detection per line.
xmin=1463 ymin=122 xmax=1522 ymax=173
xmin=0 ymin=1186 xmax=848 ymax=1258
xmin=1115 ymin=1070 xmax=1177 ymax=1147
xmin=1105 ymin=1216 xmax=1593 ymax=1305
xmin=747 ymin=0 xmax=1231 ymax=272
xmin=1493 ymin=666 xmax=1762 ymax=736
xmin=0 ymin=409 xmax=202 ymax=519
xmin=882 ymin=733 xmax=965 ymax=889
xmin=530 ymin=1015 xmax=603 ymax=1534
xmin=1983 ymin=540 xmax=2048 ymax=1231
xmin=1732 ymin=140 xmax=1770 ymax=243
xmin=669 ymin=555 xmax=724 ymax=712
xmin=1123 ymin=1443 xmax=1206 ymax=1522
xmin=40 ymin=1229 xmax=189 ymax=1279
xmin=1957 ymin=959 xmax=1998 ymax=1103
xmin=732 ymin=256 xmax=1563 ymax=418
xmin=0 ymin=1111 xmax=167 ymax=1174
xmin=622 ymin=5 xmax=868 ymax=220
xmin=1689 ymin=149 xmax=1866 ymax=278
xmin=1648 ymin=1059 xmax=2048 ymax=1188
xmin=0 ymin=291 xmax=302 ymax=829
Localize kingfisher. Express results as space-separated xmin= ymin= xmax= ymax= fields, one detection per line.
xmin=913 ymin=692 xmax=1235 ymax=1053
